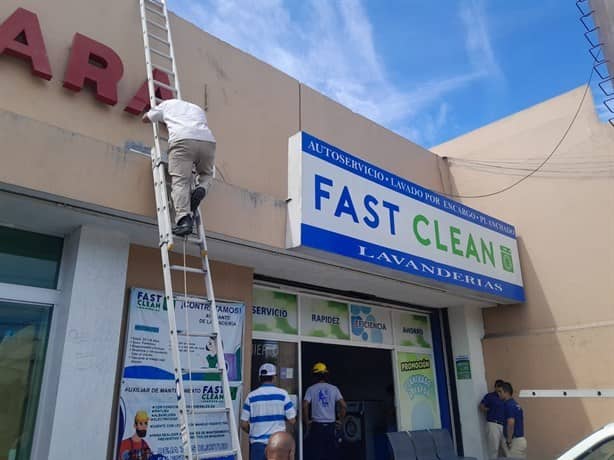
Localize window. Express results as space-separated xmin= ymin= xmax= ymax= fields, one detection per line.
xmin=0 ymin=301 xmax=51 ymax=460
xmin=0 ymin=226 xmax=63 ymax=289
xmin=579 ymin=437 xmax=614 ymax=460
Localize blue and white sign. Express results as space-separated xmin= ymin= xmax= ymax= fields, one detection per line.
xmin=286 ymin=132 xmax=525 ymax=303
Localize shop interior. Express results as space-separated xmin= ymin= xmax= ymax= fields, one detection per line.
xmin=251 ymin=340 xmax=396 ymax=460
xmin=301 ymin=342 xmax=395 ymax=460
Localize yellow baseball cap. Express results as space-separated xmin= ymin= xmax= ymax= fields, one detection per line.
xmin=135 ymin=410 xmax=150 ymax=423
xmin=312 ymin=362 xmax=328 ymax=374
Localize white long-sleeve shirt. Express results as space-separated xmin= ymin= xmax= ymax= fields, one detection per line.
xmin=146 ymin=99 xmax=216 ymax=144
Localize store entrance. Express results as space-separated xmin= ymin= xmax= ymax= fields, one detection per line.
xmin=301 ymin=342 xmax=395 ymax=460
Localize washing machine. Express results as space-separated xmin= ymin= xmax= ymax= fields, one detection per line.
xmin=340 ymin=400 xmax=387 ymax=460
xmin=340 ymin=401 xmax=365 ymax=460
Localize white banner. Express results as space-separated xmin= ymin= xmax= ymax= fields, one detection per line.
xmin=115 ymin=288 xmax=244 ymax=460
xmin=287 ymin=132 xmax=525 ymax=303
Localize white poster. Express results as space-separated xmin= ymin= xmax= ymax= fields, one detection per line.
xmin=115 ymin=288 xmax=244 ymax=460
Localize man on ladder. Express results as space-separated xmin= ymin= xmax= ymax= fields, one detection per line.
xmin=143 ymin=98 xmax=216 ymax=236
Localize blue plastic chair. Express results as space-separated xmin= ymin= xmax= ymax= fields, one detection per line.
xmin=386 ymin=431 xmax=418 ymax=460
xmin=410 ymin=430 xmax=439 ymax=460
xmin=430 ymin=429 xmax=477 ymax=460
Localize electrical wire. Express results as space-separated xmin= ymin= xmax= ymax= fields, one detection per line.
xmin=441 ymin=68 xmax=595 ymax=199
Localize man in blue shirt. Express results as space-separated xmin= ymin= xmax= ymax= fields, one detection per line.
xmin=303 ymin=362 xmax=347 ymax=460
xmin=479 ymin=379 xmax=505 ymax=459
xmin=241 ymin=363 xmax=296 ymax=460
xmin=498 ymin=382 xmax=526 ymax=459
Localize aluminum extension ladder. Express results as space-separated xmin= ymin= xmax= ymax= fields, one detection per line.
xmin=138 ymin=0 xmax=243 ymax=458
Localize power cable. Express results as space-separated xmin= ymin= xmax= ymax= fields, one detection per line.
xmin=441 ymin=68 xmax=594 ymax=199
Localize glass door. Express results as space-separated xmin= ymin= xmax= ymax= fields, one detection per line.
xmin=251 ymin=339 xmax=299 ymax=458
xmin=0 ymin=300 xmax=52 ymax=460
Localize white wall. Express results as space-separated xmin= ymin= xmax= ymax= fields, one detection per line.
xmin=44 ymin=225 xmax=129 ymax=459
xmin=448 ymin=306 xmax=489 ymax=460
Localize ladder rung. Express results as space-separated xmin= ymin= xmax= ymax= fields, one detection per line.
xmin=170 ymin=265 xmax=207 ymax=274
xmin=176 ymin=330 xmax=217 ymax=338
xmin=146 ymin=19 xmax=168 ymax=31
xmin=155 ymin=97 xmax=165 ymax=105
xmin=195 ymin=450 xmax=237 ymax=460
xmin=146 ymin=0 xmax=165 ymax=7
xmin=186 ymin=407 xmax=229 ymax=416
xmin=153 ymin=64 xmax=175 ymax=76
xmin=149 ymin=47 xmax=172 ymax=60
xmin=153 ymin=80 xmax=178 ymax=93
xmin=187 ymin=236 xmax=203 ymax=245
xmin=148 ymin=31 xmax=170 ymax=45
xmin=200 ymin=368 xmax=223 ymax=374
xmin=145 ymin=6 xmax=165 ymax=18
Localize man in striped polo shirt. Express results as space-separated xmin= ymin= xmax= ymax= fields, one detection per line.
xmin=241 ymin=363 xmax=296 ymax=460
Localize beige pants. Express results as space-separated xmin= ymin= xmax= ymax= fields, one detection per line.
xmin=168 ymin=139 xmax=216 ymax=222
xmin=486 ymin=422 xmax=503 ymax=459
xmin=502 ymin=437 xmax=527 ymax=459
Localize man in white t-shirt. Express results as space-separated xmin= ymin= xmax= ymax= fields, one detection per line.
xmin=303 ymin=362 xmax=346 ymax=460
xmin=143 ymin=99 xmax=216 ymax=236
xmin=241 ymin=363 xmax=296 ymax=460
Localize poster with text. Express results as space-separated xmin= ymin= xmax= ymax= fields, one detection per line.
xmin=393 ymin=312 xmax=432 ymax=348
xmin=349 ymin=304 xmax=392 ymax=344
xmin=115 ymin=288 xmax=245 ymax=460
xmin=252 ymin=289 xmax=298 ymax=335
xmin=300 ymin=296 xmax=349 ymax=340
xmin=396 ymin=352 xmax=441 ymax=431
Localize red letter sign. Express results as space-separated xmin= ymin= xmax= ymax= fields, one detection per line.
xmin=124 ymin=69 xmax=174 ymax=115
xmin=63 ymin=33 xmax=124 ymax=105
xmin=0 ymin=8 xmax=52 ymax=80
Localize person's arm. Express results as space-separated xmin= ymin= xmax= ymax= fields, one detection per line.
xmin=479 ymin=394 xmax=489 ymax=413
xmin=506 ymin=417 xmax=515 ymax=446
xmin=143 ymin=104 xmax=165 ymax=124
xmin=285 ymin=393 xmax=297 ymax=430
xmin=240 ymin=397 xmax=250 ymax=434
xmin=337 ymin=398 xmax=347 ymax=421
xmin=302 ymin=400 xmax=311 ymax=426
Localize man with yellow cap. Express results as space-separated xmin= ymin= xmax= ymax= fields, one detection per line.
xmin=118 ymin=410 xmax=153 ymax=460
xmin=302 ymin=362 xmax=346 ymax=460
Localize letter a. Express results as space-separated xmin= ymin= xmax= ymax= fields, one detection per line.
xmin=0 ymin=8 xmax=52 ymax=80
xmin=124 ymin=69 xmax=175 ymax=115
xmin=63 ymin=33 xmax=124 ymax=105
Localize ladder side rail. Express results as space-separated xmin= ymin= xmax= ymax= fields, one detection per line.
xmin=152 ymin=163 xmax=172 ymax=245
xmin=140 ymin=1 xmax=192 ymax=457
xmin=140 ymin=0 xmax=174 ymax=247
xmin=197 ymin=216 xmax=244 ymax=460
xmin=161 ymin=0 xmax=182 ymax=99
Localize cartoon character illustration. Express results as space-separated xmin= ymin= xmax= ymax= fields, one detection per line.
xmin=118 ymin=410 xmax=153 ymax=460
xmin=318 ymin=389 xmax=330 ymax=408
xmin=205 ymin=337 xmax=219 ymax=369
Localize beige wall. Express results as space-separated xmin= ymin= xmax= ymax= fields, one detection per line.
xmin=0 ymin=0 xmax=446 ymax=249
xmin=434 ymin=86 xmax=614 ymax=459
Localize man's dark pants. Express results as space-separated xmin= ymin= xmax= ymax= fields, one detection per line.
xmin=306 ymin=422 xmax=338 ymax=460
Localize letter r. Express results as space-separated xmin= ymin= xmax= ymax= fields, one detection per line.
xmin=315 ymin=175 xmax=333 ymax=210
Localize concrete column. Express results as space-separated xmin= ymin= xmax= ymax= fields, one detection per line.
xmin=46 ymin=225 xmax=129 ymax=460
xmin=448 ymin=305 xmax=489 ymax=460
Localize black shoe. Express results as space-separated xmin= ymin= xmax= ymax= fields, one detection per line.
xmin=172 ymin=215 xmax=193 ymax=236
xmin=191 ymin=187 xmax=206 ymax=212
